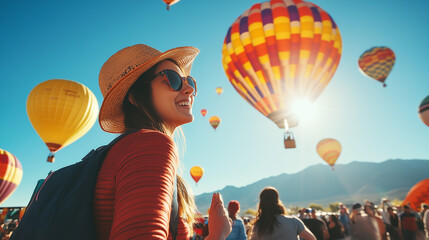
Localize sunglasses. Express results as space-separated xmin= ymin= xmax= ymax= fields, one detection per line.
xmin=152 ymin=69 xmax=197 ymax=96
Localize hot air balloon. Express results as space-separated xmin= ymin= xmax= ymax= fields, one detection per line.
xmin=0 ymin=149 xmax=23 ymax=204
xmin=402 ymin=178 xmax=429 ymax=211
xmin=216 ymin=87 xmax=224 ymax=96
xmin=190 ymin=166 xmax=204 ymax=184
xmin=209 ymin=116 xmax=221 ymax=130
xmin=201 ymin=109 xmax=207 ymax=117
xmin=162 ymin=0 xmax=180 ymax=10
xmin=27 ymin=79 xmax=99 ymax=163
xmin=316 ymin=138 xmax=341 ymax=170
xmin=222 ymin=0 xmax=342 ymax=148
xmin=418 ymin=95 xmax=429 ymax=127
xmin=358 ymin=47 xmax=395 ymax=87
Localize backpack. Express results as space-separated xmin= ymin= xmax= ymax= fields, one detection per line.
xmin=11 ymin=131 xmax=179 ymax=240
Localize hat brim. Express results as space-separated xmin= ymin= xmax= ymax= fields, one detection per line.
xmin=99 ymin=46 xmax=199 ymax=133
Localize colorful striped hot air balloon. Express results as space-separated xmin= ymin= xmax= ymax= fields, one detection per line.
xmin=216 ymin=87 xmax=224 ymax=96
xmin=402 ymin=178 xmax=429 ymax=211
xmin=27 ymin=79 xmax=99 ymax=163
xmin=162 ymin=0 xmax=180 ymax=10
xmin=316 ymin=138 xmax=341 ymax=169
xmin=209 ymin=116 xmax=221 ymax=130
xmin=190 ymin=166 xmax=204 ymax=184
xmin=222 ymin=0 xmax=342 ymax=146
xmin=358 ymin=47 xmax=395 ymax=87
xmin=201 ymin=109 xmax=207 ymax=117
xmin=0 ymin=149 xmax=23 ymax=204
xmin=418 ymin=95 xmax=429 ymax=127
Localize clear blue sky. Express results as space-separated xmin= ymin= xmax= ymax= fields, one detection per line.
xmin=1 ymin=0 xmax=428 ymax=207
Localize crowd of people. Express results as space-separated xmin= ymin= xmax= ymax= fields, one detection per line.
xmin=193 ymin=188 xmax=429 ymax=240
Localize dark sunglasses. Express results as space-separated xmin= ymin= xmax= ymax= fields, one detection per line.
xmin=152 ymin=69 xmax=197 ymax=96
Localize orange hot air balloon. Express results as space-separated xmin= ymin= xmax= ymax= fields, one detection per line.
xmin=162 ymin=0 xmax=180 ymax=10
xmin=0 ymin=149 xmax=23 ymax=204
xmin=402 ymin=178 xmax=429 ymax=211
xmin=209 ymin=116 xmax=221 ymax=130
xmin=27 ymin=79 xmax=99 ymax=163
xmin=201 ymin=109 xmax=207 ymax=117
xmin=222 ymin=0 xmax=342 ymax=147
xmin=358 ymin=47 xmax=395 ymax=87
xmin=316 ymin=138 xmax=341 ymax=169
xmin=190 ymin=166 xmax=204 ymax=184
xmin=418 ymin=95 xmax=429 ymax=127
xmin=216 ymin=87 xmax=224 ymax=96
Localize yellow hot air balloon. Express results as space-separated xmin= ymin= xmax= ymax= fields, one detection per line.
xmin=27 ymin=79 xmax=99 ymax=163
xmin=222 ymin=0 xmax=342 ymax=148
xmin=216 ymin=87 xmax=224 ymax=96
xmin=209 ymin=116 xmax=221 ymax=130
xmin=316 ymin=138 xmax=341 ymax=169
xmin=190 ymin=166 xmax=204 ymax=184
xmin=162 ymin=0 xmax=180 ymax=10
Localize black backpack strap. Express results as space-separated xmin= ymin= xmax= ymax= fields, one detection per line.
xmin=169 ymin=175 xmax=179 ymax=240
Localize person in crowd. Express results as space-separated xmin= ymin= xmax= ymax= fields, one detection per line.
xmin=422 ymin=203 xmax=429 ymax=240
xmin=400 ymin=205 xmax=418 ymax=240
xmin=251 ymin=187 xmax=315 ymax=240
xmin=93 ymin=44 xmax=231 ymax=239
xmin=226 ymin=201 xmax=247 ymax=240
xmin=364 ymin=202 xmax=386 ymax=240
xmin=387 ymin=207 xmax=402 ymax=240
xmin=349 ymin=202 xmax=380 ymax=240
xmin=327 ymin=214 xmax=345 ymax=240
xmin=302 ymin=208 xmax=329 ymax=240
xmin=338 ymin=203 xmax=351 ymax=238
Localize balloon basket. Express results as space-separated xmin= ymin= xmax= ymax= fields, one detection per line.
xmin=284 ymin=132 xmax=296 ymax=149
xmin=47 ymin=153 xmax=55 ymax=163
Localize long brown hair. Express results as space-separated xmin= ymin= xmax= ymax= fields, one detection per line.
xmin=254 ymin=187 xmax=286 ymax=236
xmin=122 ymin=60 xmax=196 ymax=224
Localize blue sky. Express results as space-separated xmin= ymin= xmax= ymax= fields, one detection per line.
xmin=1 ymin=0 xmax=428 ymax=207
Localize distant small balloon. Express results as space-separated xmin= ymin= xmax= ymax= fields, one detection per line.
xmin=418 ymin=95 xmax=429 ymax=127
xmin=201 ymin=109 xmax=207 ymax=117
xmin=209 ymin=116 xmax=221 ymax=130
xmin=216 ymin=87 xmax=223 ymax=96
xmin=162 ymin=0 xmax=180 ymax=10
xmin=190 ymin=166 xmax=204 ymax=184
xmin=316 ymin=138 xmax=341 ymax=169
xmin=358 ymin=47 xmax=395 ymax=87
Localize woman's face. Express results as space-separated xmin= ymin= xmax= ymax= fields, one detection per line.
xmin=151 ymin=60 xmax=195 ymax=130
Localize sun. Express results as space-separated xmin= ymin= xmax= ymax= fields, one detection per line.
xmin=290 ymin=98 xmax=318 ymax=123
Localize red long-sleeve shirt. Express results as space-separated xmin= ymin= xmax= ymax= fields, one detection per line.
xmin=93 ymin=129 xmax=190 ymax=239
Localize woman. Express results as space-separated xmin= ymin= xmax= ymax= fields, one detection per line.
xmin=327 ymin=215 xmax=345 ymax=240
xmin=226 ymin=201 xmax=247 ymax=240
xmin=250 ymin=187 xmax=315 ymax=240
xmin=93 ymin=44 xmax=231 ymax=239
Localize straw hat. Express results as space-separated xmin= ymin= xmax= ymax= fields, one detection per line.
xmin=98 ymin=44 xmax=199 ymax=133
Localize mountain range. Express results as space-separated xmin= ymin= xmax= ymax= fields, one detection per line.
xmin=195 ymin=159 xmax=429 ymax=214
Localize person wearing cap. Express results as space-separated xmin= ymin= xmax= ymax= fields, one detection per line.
xmin=225 ymin=200 xmax=247 ymax=240
xmin=251 ymin=187 xmax=316 ymax=240
xmin=349 ymin=202 xmax=380 ymax=240
xmin=93 ymin=44 xmax=231 ymax=240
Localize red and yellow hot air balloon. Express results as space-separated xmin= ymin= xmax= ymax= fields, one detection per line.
xmin=209 ymin=116 xmax=221 ymax=130
xmin=402 ymin=178 xmax=429 ymax=211
xmin=162 ymin=0 xmax=180 ymax=10
xmin=190 ymin=166 xmax=204 ymax=184
xmin=27 ymin=79 xmax=99 ymax=163
xmin=216 ymin=87 xmax=224 ymax=96
xmin=316 ymin=138 xmax=341 ymax=169
xmin=0 ymin=149 xmax=23 ymax=204
xmin=358 ymin=47 xmax=395 ymax=87
xmin=222 ymin=0 xmax=342 ymax=148
xmin=201 ymin=109 xmax=207 ymax=117
xmin=418 ymin=95 xmax=429 ymax=127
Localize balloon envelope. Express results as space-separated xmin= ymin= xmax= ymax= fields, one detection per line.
xmin=216 ymin=87 xmax=223 ymax=96
xmin=201 ymin=109 xmax=207 ymax=117
xmin=0 ymin=149 xmax=23 ymax=204
xmin=162 ymin=0 xmax=180 ymax=10
xmin=222 ymin=0 xmax=342 ymax=129
xmin=316 ymin=138 xmax=341 ymax=167
xmin=190 ymin=166 xmax=204 ymax=184
xmin=358 ymin=47 xmax=395 ymax=87
xmin=27 ymin=79 xmax=99 ymax=159
xmin=209 ymin=116 xmax=221 ymax=130
xmin=402 ymin=178 xmax=429 ymax=211
xmin=418 ymin=95 xmax=429 ymax=127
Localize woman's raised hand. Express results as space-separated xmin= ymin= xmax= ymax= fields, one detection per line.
xmin=206 ymin=193 xmax=232 ymax=240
